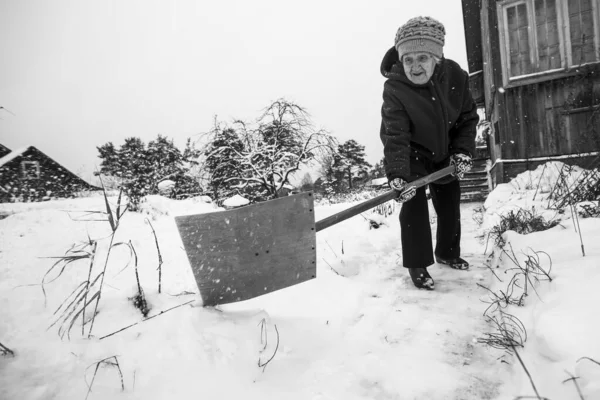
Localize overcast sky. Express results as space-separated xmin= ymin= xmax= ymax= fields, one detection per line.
xmin=0 ymin=0 xmax=468 ymax=183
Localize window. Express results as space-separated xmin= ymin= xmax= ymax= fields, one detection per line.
xmin=498 ymin=0 xmax=600 ymax=83
xmin=21 ymin=160 xmax=40 ymax=179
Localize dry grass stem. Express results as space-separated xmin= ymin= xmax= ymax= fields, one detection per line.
xmin=257 ymin=321 xmax=280 ymax=372
xmin=88 ymin=233 xmax=116 ymax=338
xmin=321 ymin=258 xmax=341 ymax=276
xmin=146 ymin=218 xmax=163 ymax=293
xmin=84 ymin=355 xmax=124 ymax=400
xmin=511 ymin=344 xmax=545 ymax=400
xmin=98 ymin=300 xmax=194 ymax=340
xmin=577 ymin=356 xmax=600 ymax=367
xmin=126 ymin=240 xmax=149 ymax=317
xmin=562 ymin=371 xmax=585 ymax=400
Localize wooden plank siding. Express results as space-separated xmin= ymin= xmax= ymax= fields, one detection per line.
xmin=463 ymin=0 xmax=600 ymax=185
xmin=495 ymin=70 xmax=600 ymax=160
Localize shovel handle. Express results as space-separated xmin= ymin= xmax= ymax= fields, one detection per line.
xmin=315 ymin=165 xmax=455 ymax=232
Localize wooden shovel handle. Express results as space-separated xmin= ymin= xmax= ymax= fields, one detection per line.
xmin=315 ymin=165 xmax=455 ymax=232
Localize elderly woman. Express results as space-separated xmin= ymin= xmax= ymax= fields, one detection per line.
xmin=380 ymin=16 xmax=479 ymax=290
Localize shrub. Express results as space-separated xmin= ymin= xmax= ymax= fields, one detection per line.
xmin=486 ymin=207 xmax=560 ymax=247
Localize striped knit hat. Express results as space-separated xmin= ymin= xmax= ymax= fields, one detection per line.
xmin=395 ymin=16 xmax=445 ymax=60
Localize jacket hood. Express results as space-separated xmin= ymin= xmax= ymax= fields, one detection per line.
xmin=380 ymin=46 xmax=443 ymax=87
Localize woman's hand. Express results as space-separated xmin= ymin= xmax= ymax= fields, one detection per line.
xmin=450 ymin=153 xmax=473 ymax=179
xmin=389 ymin=178 xmax=416 ymax=202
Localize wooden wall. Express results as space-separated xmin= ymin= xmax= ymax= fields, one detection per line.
xmin=496 ymin=67 xmax=600 ymax=160
xmin=480 ymin=0 xmax=600 ymax=186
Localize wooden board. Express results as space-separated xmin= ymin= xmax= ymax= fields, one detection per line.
xmin=175 ymin=192 xmax=317 ymax=306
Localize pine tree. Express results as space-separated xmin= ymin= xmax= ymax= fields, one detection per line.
xmin=333 ymin=139 xmax=371 ymax=190
xmin=370 ymin=157 xmax=386 ymax=179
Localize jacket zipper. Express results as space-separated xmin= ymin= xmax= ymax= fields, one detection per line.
xmin=430 ymin=80 xmax=449 ymax=160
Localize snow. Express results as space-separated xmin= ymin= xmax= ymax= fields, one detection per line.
xmin=368 ymin=177 xmax=388 ymax=187
xmin=223 ymin=194 xmax=250 ymax=207
xmin=1 ymin=161 xmax=599 ymax=400
xmin=156 ymin=179 xmax=175 ymax=194
xmin=0 ymin=146 xmax=30 ymax=168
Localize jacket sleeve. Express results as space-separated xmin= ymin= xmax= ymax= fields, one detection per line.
xmin=380 ymin=82 xmax=412 ymax=181
xmin=449 ymin=71 xmax=479 ymax=158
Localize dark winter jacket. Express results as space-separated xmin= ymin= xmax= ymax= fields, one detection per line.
xmin=379 ymin=47 xmax=479 ymax=181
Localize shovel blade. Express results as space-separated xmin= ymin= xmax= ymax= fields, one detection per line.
xmin=175 ymin=192 xmax=317 ymax=306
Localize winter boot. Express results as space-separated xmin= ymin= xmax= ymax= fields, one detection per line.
xmin=408 ymin=268 xmax=435 ymax=290
xmin=435 ymin=256 xmax=469 ymax=270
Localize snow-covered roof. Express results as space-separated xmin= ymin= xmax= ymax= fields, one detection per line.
xmin=0 ymin=146 xmax=31 ymax=169
xmin=368 ymin=177 xmax=388 ymax=187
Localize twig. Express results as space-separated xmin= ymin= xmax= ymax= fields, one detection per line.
xmin=0 ymin=341 xmax=15 ymax=356
xmin=99 ymin=300 xmax=194 ymax=340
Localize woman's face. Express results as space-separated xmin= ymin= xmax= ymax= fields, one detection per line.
xmin=402 ymin=52 xmax=436 ymax=85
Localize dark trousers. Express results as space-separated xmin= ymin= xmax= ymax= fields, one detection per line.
xmin=399 ymin=153 xmax=462 ymax=269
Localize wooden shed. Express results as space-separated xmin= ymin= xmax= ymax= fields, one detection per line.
xmin=462 ymin=0 xmax=600 ymax=186
xmin=0 ymin=145 xmax=100 ymax=202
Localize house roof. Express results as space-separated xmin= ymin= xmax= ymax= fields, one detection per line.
xmin=0 ymin=146 xmax=31 ymax=168
xmin=0 ymin=145 xmax=100 ymax=190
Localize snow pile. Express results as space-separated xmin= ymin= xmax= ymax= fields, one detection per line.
xmin=223 ymin=194 xmax=250 ymax=208
xmin=479 ymin=162 xmax=600 ymax=399
xmin=0 ymin=192 xmax=502 ymax=399
xmin=156 ymin=179 xmax=175 ymax=194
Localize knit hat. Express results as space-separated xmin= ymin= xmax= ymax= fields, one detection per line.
xmin=395 ymin=16 xmax=445 ymax=60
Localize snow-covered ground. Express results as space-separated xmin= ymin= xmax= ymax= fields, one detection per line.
xmin=1 ymin=161 xmax=599 ymax=400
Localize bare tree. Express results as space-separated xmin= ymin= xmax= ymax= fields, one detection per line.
xmin=200 ymin=99 xmax=336 ymax=203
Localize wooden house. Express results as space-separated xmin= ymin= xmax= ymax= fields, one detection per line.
xmin=0 ymin=145 xmax=100 ymax=202
xmin=462 ymin=0 xmax=600 ymax=186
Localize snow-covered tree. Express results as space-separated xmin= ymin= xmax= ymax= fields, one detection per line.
xmin=95 ymin=135 xmax=202 ymax=208
xmin=332 ymin=139 xmax=371 ymax=190
xmin=203 ymin=124 xmax=246 ymax=202
xmin=370 ymin=157 xmax=386 ymax=179
xmin=200 ymin=99 xmax=336 ymax=204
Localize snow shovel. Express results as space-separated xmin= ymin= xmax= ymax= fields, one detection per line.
xmin=175 ymin=165 xmax=455 ymax=306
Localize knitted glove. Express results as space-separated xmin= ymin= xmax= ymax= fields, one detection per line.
xmin=389 ymin=178 xmax=416 ymax=203
xmin=450 ymin=153 xmax=473 ymax=180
